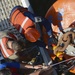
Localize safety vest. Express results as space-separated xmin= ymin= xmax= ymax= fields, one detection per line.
xmin=10 ymin=6 xmax=35 ymax=34
xmin=43 ymin=0 xmax=75 ymax=44
xmin=0 ymin=37 xmax=15 ymax=58
xmin=10 ymin=6 xmax=40 ymax=42
xmin=0 ymin=33 xmax=18 ymax=58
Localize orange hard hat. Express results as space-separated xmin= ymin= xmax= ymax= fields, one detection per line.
xmin=24 ymin=28 xmax=40 ymax=42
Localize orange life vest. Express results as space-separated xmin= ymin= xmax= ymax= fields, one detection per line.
xmin=0 ymin=37 xmax=15 ymax=58
xmin=10 ymin=6 xmax=40 ymax=42
xmin=10 ymin=7 xmax=35 ymax=34
xmin=0 ymin=33 xmax=18 ymax=58
xmin=45 ymin=0 xmax=75 ymax=34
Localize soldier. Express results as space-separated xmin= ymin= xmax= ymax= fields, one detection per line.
xmin=10 ymin=5 xmax=57 ymax=47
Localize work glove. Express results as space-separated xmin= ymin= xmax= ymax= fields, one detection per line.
xmin=48 ymin=36 xmax=58 ymax=46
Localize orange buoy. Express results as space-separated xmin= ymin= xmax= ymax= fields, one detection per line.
xmin=43 ymin=0 xmax=75 ymax=44
xmin=46 ymin=0 xmax=75 ymax=34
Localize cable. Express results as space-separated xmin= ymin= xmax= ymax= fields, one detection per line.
xmin=50 ymin=57 xmax=75 ymax=67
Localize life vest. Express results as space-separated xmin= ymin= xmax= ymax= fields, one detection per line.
xmin=10 ymin=6 xmax=40 ymax=42
xmin=0 ymin=37 xmax=15 ymax=58
xmin=0 ymin=33 xmax=18 ymax=58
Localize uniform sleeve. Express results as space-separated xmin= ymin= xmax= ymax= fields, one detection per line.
xmin=1 ymin=62 xmax=20 ymax=69
xmin=0 ymin=64 xmax=7 ymax=70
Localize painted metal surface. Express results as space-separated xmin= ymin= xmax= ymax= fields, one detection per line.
xmin=44 ymin=0 xmax=75 ymax=74
xmin=46 ymin=0 xmax=75 ymax=34
xmin=43 ymin=0 xmax=75 ymax=44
